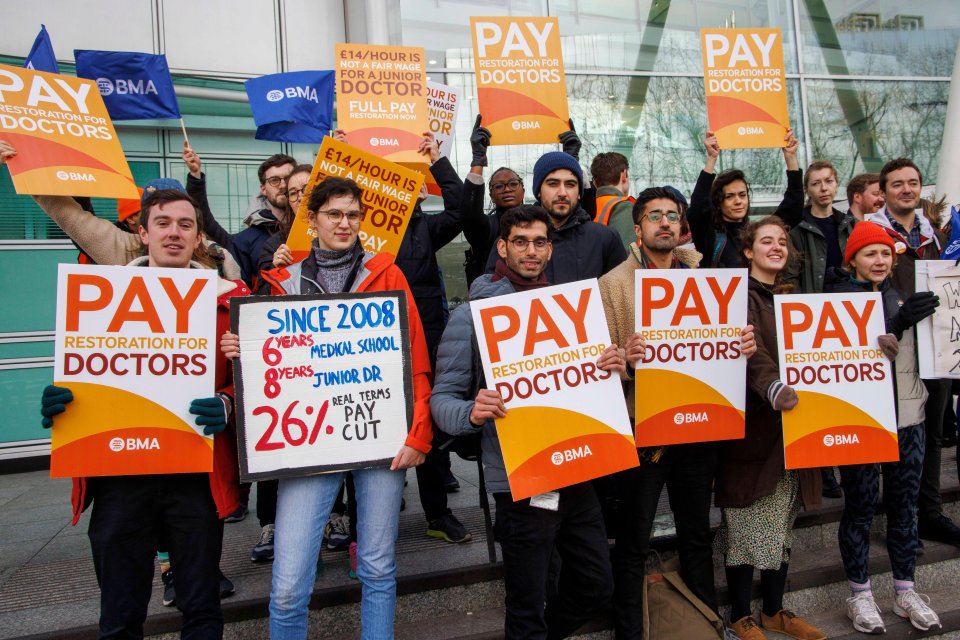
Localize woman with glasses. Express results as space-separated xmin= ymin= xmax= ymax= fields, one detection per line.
xmin=254 ymin=163 xmax=314 ymax=293
xmin=222 ymin=176 xmax=432 ymax=640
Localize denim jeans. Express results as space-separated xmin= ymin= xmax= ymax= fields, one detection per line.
xmin=269 ymin=467 xmax=405 ymax=640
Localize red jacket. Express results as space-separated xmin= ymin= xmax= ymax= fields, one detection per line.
xmin=261 ymin=252 xmax=434 ymax=453
xmin=71 ymin=278 xmax=250 ymax=525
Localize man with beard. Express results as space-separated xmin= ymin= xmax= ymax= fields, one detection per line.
xmin=846 ymin=173 xmax=884 ymax=222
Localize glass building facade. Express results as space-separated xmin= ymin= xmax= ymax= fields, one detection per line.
xmin=0 ymin=0 xmax=957 ymax=460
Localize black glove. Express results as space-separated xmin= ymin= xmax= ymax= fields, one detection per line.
xmin=559 ymin=118 xmax=581 ymax=160
xmin=470 ymin=114 xmax=491 ymax=167
xmin=190 ymin=396 xmax=230 ymax=435
xmin=41 ymin=385 xmax=73 ymax=428
xmin=889 ymin=291 xmax=939 ymax=338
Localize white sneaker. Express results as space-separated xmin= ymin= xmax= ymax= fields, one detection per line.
xmin=893 ymin=589 xmax=941 ymax=631
xmin=846 ymin=592 xmax=885 ymax=634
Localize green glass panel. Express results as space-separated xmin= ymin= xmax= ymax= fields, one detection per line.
xmin=0 ymin=341 xmax=54 ymax=359
xmin=0 ymin=249 xmax=75 ymax=332
xmin=0 ymin=365 xmax=53 ymax=444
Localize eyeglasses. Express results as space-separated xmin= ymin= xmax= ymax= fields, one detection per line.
xmin=317 ymin=209 xmax=364 ymax=225
xmin=643 ymin=210 xmax=681 ymax=223
xmin=491 ymin=179 xmax=523 ymax=194
xmin=287 ymin=186 xmax=307 ymax=201
xmin=508 ymin=237 xmax=550 ymax=250
xmin=264 ymin=175 xmax=289 ymax=188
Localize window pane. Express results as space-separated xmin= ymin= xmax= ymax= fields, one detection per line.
xmin=798 ymin=0 xmax=959 ymax=77
xmin=167 ymin=160 xmax=262 ymax=234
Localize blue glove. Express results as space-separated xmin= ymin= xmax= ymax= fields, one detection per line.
xmin=559 ymin=118 xmax=581 ymax=160
xmin=189 ymin=396 xmax=230 ymax=435
xmin=41 ymin=385 xmax=73 ymax=428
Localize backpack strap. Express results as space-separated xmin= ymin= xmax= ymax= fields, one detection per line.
xmin=598 ymin=196 xmax=631 ymax=226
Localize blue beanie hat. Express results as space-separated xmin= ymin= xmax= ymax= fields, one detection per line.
xmin=663 ymin=185 xmax=688 ymax=210
xmin=141 ymin=178 xmax=186 ymax=206
xmin=532 ymin=152 xmax=584 ymax=200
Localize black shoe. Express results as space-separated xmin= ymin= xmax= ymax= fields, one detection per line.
xmin=224 ymin=504 xmax=248 ymax=523
xmin=219 ymin=571 xmax=235 ymax=599
xmin=427 ymin=513 xmax=472 ymax=543
xmin=821 ymin=468 xmax=842 ymax=499
xmin=161 ymin=568 xmax=175 ymax=607
xmin=442 ymin=471 xmax=460 ymax=493
xmin=918 ymin=514 xmax=960 ymax=547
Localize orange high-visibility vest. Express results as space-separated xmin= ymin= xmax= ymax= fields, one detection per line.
xmin=594 ymin=193 xmax=635 ymax=225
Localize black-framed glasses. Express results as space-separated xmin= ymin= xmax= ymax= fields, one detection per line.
xmin=643 ymin=210 xmax=681 ymax=223
xmin=317 ymin=209 xmax=364 ymax=225
xmin=264 ymin=175 xmax=288 ymax=188
xmin=508 ymin=237 xmax=550 ymax=250
xmin=287 ymin=186 xmax=307 ymax=201
xmin=491 ymin=179 xmax=523 ymax=194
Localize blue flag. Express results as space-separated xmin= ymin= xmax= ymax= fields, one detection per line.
xmin=24 ymin=24 xmax=60 ymax=73
xmin=74 ymin=50 xmax=181 ymax=120
xmin=245 ymin=71 xmax=334 ymax=143
xmin=941 ymin=205 xmax=960 ymax=260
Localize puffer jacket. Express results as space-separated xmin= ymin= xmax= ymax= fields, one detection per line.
xmin=71 ymin=259 xmax=249 ymax=525
xmin=865 ymin=208 xmax=944 ymax=295
xmin=430 ymin=275 xmax=515 ymax=493
xmin=823 ymin=267 xmax=927 ymax=427
xmin=789 ymin=206 xmax=857 ymax=293
xmin=260 ymin=249 xmax=434 ymax=454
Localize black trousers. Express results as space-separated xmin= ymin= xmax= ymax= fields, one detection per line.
xmin=415 ymin=431 xmax=454 ymax=522
xmin=87 ymin=474 xmax=223 ymax=639
xmin=613 ymin=443 xmax=718 ymax=640
xmin=494 ymin=482 xmax=613 ymax=640
xmin=919 ymin=379 xmax=950 ymax=519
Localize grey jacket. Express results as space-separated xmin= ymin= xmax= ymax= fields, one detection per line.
xmin=430 ymin=274 xmax=515 ymax=494
xmin=789 ymin=206 xmax=856 ymax=293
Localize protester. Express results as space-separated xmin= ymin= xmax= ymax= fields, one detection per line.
xmin=824 ymin=222 xmax=941 ymax=634
xmin=33 ymin=186 xmax=248 ymax=639
xmin=688 ymin=129 xmax=802 ymax=268
xmin=713 ymin=217 xmax=824 ymax=640
xmin=590 ymin=151 xmax=635 ymax=247
xmin=221 ymin=176 xmax=432 ymax=639
xmin=865 ymin=158 xmax=960 ymax=548
xmin=256 ymin=163 xmax=314 ymax=288
xmin=598 ymin=187 xmax=755 ymax=638
xmin=846 ymin=173 xmax=883 ymax=222
xmin=432 ymin=204 xmax=624 ymax=638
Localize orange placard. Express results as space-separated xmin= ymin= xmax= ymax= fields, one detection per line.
xmin=700 ymin=28 xmax=788 ymax=149
xmin=51 ymin=265 xmax=218 ymax=478
xmin=471 ymin=16 xmax=569 ymax=145
xmin=775 ymin=293 xmax=899 ymax=469
xmin=335 ymin=44 xmax=427 ymax=164
xmin=286 ymin=137 xmax=424 ymax=262
xmin=0 ymin=64 xmax=138 ymax=198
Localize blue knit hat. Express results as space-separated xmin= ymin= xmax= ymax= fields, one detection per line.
xmin=532 ymin=152 xmax=584 ymax=199
xmin=663 ymin=185 xmax=688 ymax=210
xmin=141 ymin=178 xmax=186 ymax=206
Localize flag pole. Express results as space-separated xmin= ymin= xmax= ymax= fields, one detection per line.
xmin=179 ymin=118 xmax=190 ymax=147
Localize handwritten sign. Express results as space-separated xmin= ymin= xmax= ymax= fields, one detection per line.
xmin=775 ymin=293 xmax=898 ymax=468
xmin=335 ymin=43 xmax=427 ymax=164
xmin=470 ymin=16 xmax=569 ymax=145
xmin=471 ymin=280 xmax=637 ymax=500
xmin=700 ymin=29 xmax=788 ymax=149
xmin=285 ymin=137 xmax=424 ymax=263
xmin=232 ymin=292 xmax=413 ymax=481
xmin=916 ymin=260 xmax=960 ymax=378
xmin=634 ymin=269 xmax=747 ymax=446
xmin=0 ymin=64 xmax=138 ymax=198
xmin=51 ymin=265 xmax=217 ymax=477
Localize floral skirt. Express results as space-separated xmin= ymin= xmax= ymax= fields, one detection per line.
xmin=715 ymin=471 xmax=800 ymax=570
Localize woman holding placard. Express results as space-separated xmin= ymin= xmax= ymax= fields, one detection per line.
xmin=823 ymin=222 xmax=942 ymax=634
xmin=714 ymin=217 xmax=825 ymax=640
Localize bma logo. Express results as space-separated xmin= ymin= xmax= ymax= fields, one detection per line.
xmin=108 ymin=437 xmax=160 ymax=452
xmin=673 ymin=411 xmax=708 ymax=425
xmin=96 ymin=78 xmax=159 ymax=97
xmin=550 ymin=445 xmax=594 ymax=466
xmin=823 ymin=433 xmax=860 ymax=447
xmin=737 ymin=126 xmax=765 ymax=136
xmin=266 ymin=90 xmax=284 ymax=102
xmin=511 ymin=120 xmax=541 ymax=131
xmin=283 ymin=86 xmax=319 ymax=103
xmin=56 ymin=170 xmax=96 ymax=182
xmin=369 ymin=137 xmax=399 ymax=148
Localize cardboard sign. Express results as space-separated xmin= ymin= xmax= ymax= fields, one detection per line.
xmin=285 ymin=137 xmax=424 ymax=263
xmin=335 ymin=43 xmax=427 ymax=164
xmin=51 ymin=265 xmax=218 ymax=477
xmin=633 ymin=269 xmax=747 ymax=446
xmin=916 ymin=260 xmax=960 ymax=378
xmin=700 ymin=29 xmax=788 ymax=149
xmin=471 ymin=280 xmax=638 ymax=500
xmin=0 ymin=64 xmax=138 ymax=198
xmin=775 ymin=293 xmax=898 ymax=469
xmin=231 ymin=292 xmax=413 ymax=481
xmin=402 ymin=81 xmax=462 ymax=196
xmin=470 ymin=16 xmax=569 ymax=145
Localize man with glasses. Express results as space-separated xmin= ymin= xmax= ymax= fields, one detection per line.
xmin=432 ymin=204 xmax=623 ymax=638
xmin=599 ymin=187 xmax=756 ymax=638
xmin=183 ymin=142 xmax=296 ymax=289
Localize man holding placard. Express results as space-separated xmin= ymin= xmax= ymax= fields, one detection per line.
xmin=599 ymin=187 xmax=756 ymax=638
xmin=432 ymin=205 xmax=629 ymax=639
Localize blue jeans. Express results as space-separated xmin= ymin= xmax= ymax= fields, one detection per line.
xmin=269 ymin=468 xmax=405 ymax=640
